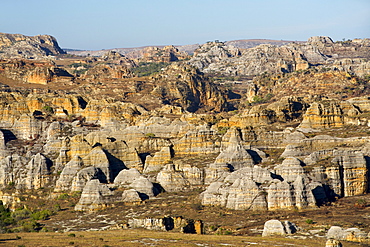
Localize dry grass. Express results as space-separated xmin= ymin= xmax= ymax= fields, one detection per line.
xmin=0 ymin=228 xmax=363 ymax=247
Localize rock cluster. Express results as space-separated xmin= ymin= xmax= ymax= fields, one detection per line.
xmin=189 ymin=36 xmax=370 ymax=77
xmin=0 ymin=31 xmax=370 ymax=232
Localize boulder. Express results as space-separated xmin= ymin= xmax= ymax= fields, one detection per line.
xmin=130 ymin=176 xmax=157 ymax=199
xmin=122 ymin=189 xmax=143 ymax=204
xmin=114 ymin=168 xmax=141 ymax=185
xmin=262 ymin=219 xmax=297 ymax=237
xmin=74 ymin=179 xmax=114 ymax=211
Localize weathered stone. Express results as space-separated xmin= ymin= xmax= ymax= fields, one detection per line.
xmin=121 ymin=189 xmax=143 ymax=204
xmin=55 ymin=156 xmax=83 ymax=192
xmin=129 ymin=176 xmax=157 ymax=199
xmin=143 ymin=146 xmax=172 ymax=173
xmin=327 ymin=226 xmax=367 ymax=242
xmin=225 ymin=177 xmax=267 ymax=210
xmin=262 ymin=220 xmax=287 ymax=237
xmin=267 ymin=180 xmax=294 ymax=210
xmin=74 ymin=179 xmax=114 ymax=211
xmin=156 ymin=164 xmax=190 ymax=192
xmin=274 ymin=157 xmax=305 ymax=183
xmin=25 ymin=153 xmax=52 ymax=189
xmin=70 ymin=167 xmax=105 ymax=192
xmin=114 ymin=168 xmax=141 ymax=185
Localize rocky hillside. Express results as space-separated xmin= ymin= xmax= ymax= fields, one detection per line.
xmin=188 ymin=36 xmax=370 ymax=77
xmin=0 ymin=33 xmax=370 ymax=245
xmin=0 ymin=33 xmax=65 ymax=59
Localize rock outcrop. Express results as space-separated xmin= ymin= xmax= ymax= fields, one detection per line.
xmin=0 ymin=60 xmax=74 ymax=84
xmin=151 ymin=63 xmax=227 ymax=112
xmin=0 ymin=33 xmax=65 ymax=59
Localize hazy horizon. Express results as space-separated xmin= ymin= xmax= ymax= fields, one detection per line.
xmin=1 ymin=0 xmax=369 ymax=50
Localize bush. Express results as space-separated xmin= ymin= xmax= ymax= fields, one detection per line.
xmin=68 ymin=233 xmax=76 ymax=237
xmin=21 ymin=220 xmax=41 ymax=232
xmin=31 ymin=209 xmax=52 ymax=220
xmin=305 ymin=219 xmax=314 ymax=224
xmin=42 ymin=105 xmax=54 ymax=114
xmin=53 ymin=204 xmax=62 ymax=212
xmin=217 ymin=126 xmax=230 ymax=135
xmin=145 ymin=133 xmax=156 ymax=138
xmin=57 ymin=193 xmax=70 ymax=200
xmin=11 ymin=208 xmax=32 ymax=221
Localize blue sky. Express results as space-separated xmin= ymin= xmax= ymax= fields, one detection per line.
xmin=1 ymin=0 xmax=369 ymax=50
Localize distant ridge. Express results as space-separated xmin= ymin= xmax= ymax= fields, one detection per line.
xmin=65 ymin=39 xmax=303 ymax=57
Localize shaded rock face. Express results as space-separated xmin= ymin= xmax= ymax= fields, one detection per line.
xmin=25 ymin=153 xmax=52 ymax=190
xmin=114 ymin=168 xmax=157 ymax=199
xmin=274 ymin=157 xmax=305 ymax=183
xmin=151 ymin=63 xmax=227 ymax=112
xmin=0 ymin=60 xmax=74 ymax=84
xmin=228 ymin=97 xmax=308 ymax=128
xmin=143 ymin=146 xmax=172 ymax=173
xmin=0 ymin=33 xmax=65 ymax=59
xmin=121 ymin=189 xmax=142 ymax=204
xmin=55 ymin=156 xmax=83 ymax=192
xmin=201 ymin=167 xmax=269 ymax=211
xmin=127 ymin=216 xmax=202 ymax=233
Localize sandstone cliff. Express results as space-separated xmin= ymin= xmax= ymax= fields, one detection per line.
xmin=0 ymin=33 xmax=65 ymax=59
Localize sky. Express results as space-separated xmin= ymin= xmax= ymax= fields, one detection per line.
xmin=1 ymin=0 xmax=369 ymax=50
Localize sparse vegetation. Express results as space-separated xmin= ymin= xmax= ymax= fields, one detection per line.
xmin=131 ymin=62 xmax=170 ymax=77
xmin=42 ymin=105 xmax=54 ymax=114
xmin=305 ymin=219 xmax=314 ymax=224
xmin=145 ymin=133 xmax=156 ymax=138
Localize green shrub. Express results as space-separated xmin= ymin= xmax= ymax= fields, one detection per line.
xmin=68 ymin=233 xmax=76 ymax=237
xmin=42 ymin=105 xmax=54 ymax=114
xmin=31 ymin=209 xmax=52 ymax=220
xmin=57 ymin=193 xmax=70 ymax=200
xmin=21 ymin=220 xmax=41 ymax=232
xmin=218 ymin=126 xmax=230 ymax=135
xmin=145 ymin=133 xmax=156 ymax=138
xmin=53 ymin=204 xmax=62 ymax=212
xmin=71 ymin=191 xmax=82 ymax=198
xmin=305 ymin=219 xmax=314 ymax=224
xmin=11 ymin=208 xmax=32 ymax=221
xmin=131 ymin=62 xmax=170 ymax=77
